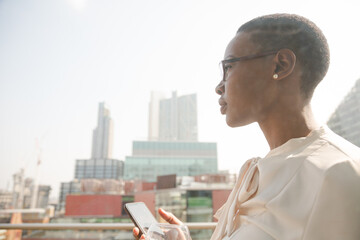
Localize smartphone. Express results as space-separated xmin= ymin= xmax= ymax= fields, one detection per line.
xmin=124 ymin=202 xmax=158 ymax=237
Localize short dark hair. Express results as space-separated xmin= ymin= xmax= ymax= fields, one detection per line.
xmin=237 ymin=14 xmax=330 ymax=100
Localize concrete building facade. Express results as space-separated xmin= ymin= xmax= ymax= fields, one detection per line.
xmin=148 ymin=91 xmax=198 ymax=142
xmin=328 ymin=78 xmax=360 ymax=147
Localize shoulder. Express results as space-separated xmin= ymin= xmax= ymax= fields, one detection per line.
xmin=322 ymin=125 xmax=360 ymax=160
xmin=302 ymin=126 xmax=360 ymax=175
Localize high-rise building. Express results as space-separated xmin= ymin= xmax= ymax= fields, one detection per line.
xmin=149 ymin=91 xmax=198 ymax=141
xmin=327 ymin=78 xmax=360 ymax=147
xmin=148 ymin=91 xmax=165 ymax=141
xmin=76 ymin=102 xmax=123 ymax=180
xmin=58 ymin=102 xmax=123 ymax=212
xmin=92 ymin=102 xmax=113 ymax=159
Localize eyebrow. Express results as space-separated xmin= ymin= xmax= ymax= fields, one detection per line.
xmin=224 ymin=55 xmax=237 ymax=60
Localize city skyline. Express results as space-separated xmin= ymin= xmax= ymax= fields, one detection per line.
xmin=1 ymin=0 xmax=360 ymax=199
xmin=127 ymin=91 xmax=216 ymax=182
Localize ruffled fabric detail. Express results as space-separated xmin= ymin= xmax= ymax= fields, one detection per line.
xmin=211 ymin=157 xmax=260 ymax=240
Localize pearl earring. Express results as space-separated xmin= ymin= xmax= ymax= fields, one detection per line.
xmin=273 ymin=74 xmax=278 ymax=79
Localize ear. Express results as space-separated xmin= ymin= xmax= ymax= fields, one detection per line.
xmin=272 ymin=49 xmax=296 ymax=80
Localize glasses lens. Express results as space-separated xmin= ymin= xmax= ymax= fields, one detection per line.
xmin=219 ymin=62 xmax=224 ymax=80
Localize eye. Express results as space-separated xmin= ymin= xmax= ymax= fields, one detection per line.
xmin=224 ymin=63 xmax=232 ymax=74
xmin=224 ymin=63 xmax=232 ymax=80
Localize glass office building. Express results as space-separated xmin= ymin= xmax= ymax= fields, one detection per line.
xmin=74 ymin=158 xmax=124 ymax=180
xmin=58 ymin=180 xmax=81 ymax=211
xmin=328 ymin=78 xmax=360 ymax=147
xmin=124 ymin=141 xmax=218 ymax=182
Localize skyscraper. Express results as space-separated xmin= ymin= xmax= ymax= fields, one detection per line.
xmin=74 ymin=102 xmax=123 ymax=180
xmin=58 ymin=103 xmax=123 ymax=212
xmin=149 ymin=91 xmax=198 ymax=141
xmin=327 ymin=78 xmax=360 ymax=147
xmin=91 ymin=102 xmax=113 ymax=159
xmin=148 ymin=91 xmax=165 ymax=141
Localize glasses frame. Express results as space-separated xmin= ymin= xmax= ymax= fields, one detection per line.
xmin=220 ymin=50 xmax=278 ymax=81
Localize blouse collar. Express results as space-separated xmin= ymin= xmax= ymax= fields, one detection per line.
xmin=264 ymin=126 xmax=326 ymax=159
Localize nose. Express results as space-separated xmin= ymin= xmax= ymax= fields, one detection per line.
xmin=215 ymin=80 xmax=224 ymax=95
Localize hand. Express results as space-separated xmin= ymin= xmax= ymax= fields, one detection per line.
xmin=132 ymin=227 xmax=145 ymax=240
xmin=132 ymin=208 xmax=184 ymax=239
xmin=158 ymin=208 xmax=183 ymax=225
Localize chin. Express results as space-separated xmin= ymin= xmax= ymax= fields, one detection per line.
xmin=225 ymin=118 xmax=241 ymax=128
xmin=226 ymin=116 xmax=252 ymax=128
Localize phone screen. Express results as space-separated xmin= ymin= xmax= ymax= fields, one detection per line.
xmin=124 ymin=202 xmax=158 ymax=234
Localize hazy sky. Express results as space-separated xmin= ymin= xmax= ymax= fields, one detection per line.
xmin=1 ymin=0 xmax=360 ymax=199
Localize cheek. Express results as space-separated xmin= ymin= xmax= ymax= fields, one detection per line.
xmin=225 ymin=74 xmax=265 ymax=116
xmin=226 ymin=76 xmax=254 ymax=104
xmin=224 ymin=81 xmax=248 ymax=115
xmin=241 ymin=69 xmax=270 ymax=100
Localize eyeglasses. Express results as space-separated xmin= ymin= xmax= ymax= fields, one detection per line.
xmin=219 ymin=50 xmax=278 ymax=81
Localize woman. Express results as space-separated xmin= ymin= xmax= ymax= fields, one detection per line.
xmin=134 ymin=13 xmax=360 ymax=240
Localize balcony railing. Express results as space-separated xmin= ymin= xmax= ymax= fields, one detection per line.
xmin=0 ymin=222 xmax=217 ymax=230
xmin=0 ymin=223 xmax=216 ymax=240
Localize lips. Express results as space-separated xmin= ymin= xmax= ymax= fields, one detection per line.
xmin=220 ymin=105 xmax=227 ymax=114
xmin=218 ymin=98 xmax=227 ymax=115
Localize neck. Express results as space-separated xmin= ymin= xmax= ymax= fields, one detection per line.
xmin=258 ymin=104 xmax=319 ymax=150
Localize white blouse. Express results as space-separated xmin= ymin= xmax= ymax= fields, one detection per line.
xmin=211 ymin=126 xmax=360 ymax=240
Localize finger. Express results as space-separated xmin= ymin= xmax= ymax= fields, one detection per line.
xmin=133 ymin=227 xmax=141 ymax=239
xmin=176 ymin=227 xmax=187 ymax=240
xmin=158 ymin=208 xmax=183 ymax=225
